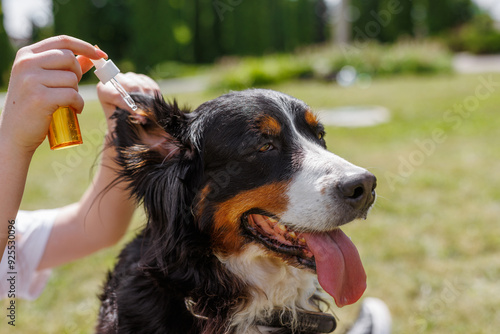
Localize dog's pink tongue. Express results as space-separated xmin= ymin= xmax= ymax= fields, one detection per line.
xmin=302 ymin=229 xmax=366 ymax=307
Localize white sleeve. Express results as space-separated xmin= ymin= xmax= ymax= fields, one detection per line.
xmin=0 ymin=209 xmax=59 ymax=300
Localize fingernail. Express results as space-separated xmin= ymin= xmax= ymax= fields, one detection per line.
xmin=95 ymin=45 xmax=108 ymax=59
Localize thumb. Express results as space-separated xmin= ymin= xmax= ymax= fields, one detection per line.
xmin=76 ymin=55 xmax=95 ymax=75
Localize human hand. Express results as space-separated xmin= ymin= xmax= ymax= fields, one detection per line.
xmin=0 ymin=35 xmax=107 ymax=155
xmin=96 ymin=72 xmax=160 ymax=131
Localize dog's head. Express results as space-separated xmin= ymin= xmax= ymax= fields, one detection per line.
xmin=113 ymin=89 xmax=376 ymax=309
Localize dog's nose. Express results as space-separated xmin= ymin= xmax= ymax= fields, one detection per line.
xmin=338 ymin=172 xmax=377 ymax=210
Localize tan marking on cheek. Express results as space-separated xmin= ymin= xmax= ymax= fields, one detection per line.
xmin=258 ymin=115 xmax=282 ymax=137
xmin=304 ymin=110 xmax=319 ymax=128
xmin=212 ymin=182 xmax=290 ymax=254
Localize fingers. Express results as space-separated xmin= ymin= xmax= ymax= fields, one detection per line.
xmin=34 ymin=85 xmax=85 ymax=117
xmin=64 ymin=89 xmax=85 ymax=114
xmin=97 ymin=80 xmax=130 ymax=111
xmin=98 ymin=72 xmax=161 ymax=99
xmin=52 ymin=88 xmax=85 ymax=115
xmin=135 ymin=74 xmax=161 ymax=95
xmin=13 ymin=36 xmax=107 ymax=90
xmin=0 ymin=36 xmax=102 ymax=152
xmin=37 ymin=49 xmax=84 ymax=81
xmin=24 ymin=35 xmax=107 ymax=78
xmin=97 ymin=72 xmax=161 ymax=117
xmin=10 ymin=36 xmax=109 ymax=118
xmin=30 ymin=35 xmax=107 ymax=60
xmin=41 ymin=69 xmax=80 ymax=91
xmin=118 ymin=73 xmax=161 ymax=95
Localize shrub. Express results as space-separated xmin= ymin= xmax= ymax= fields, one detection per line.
xmin=445 ymin=13 xmax=500 ymax=54
xmin=213 ymin=55 xmax=314 ymax=91
xmin=147 ymin=61 xmax=209 ymax=80
xmin=212 ymin=40 xmax=453 ymax=90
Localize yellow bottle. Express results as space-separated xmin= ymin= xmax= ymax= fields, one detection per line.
xmin=48 ymin=107 xmax=83 ymax=150
xmin=47 ymin=53 xmax=135 ymax=150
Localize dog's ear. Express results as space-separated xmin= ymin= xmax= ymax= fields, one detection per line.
xmin=112 ymin=93 xmax=206 ymax=274
xmin=112 ymin=92 xmax=198 ymax=196
xmin=112 ymin=92 xmax=193 ymax=167
xmin=112 ymin=92 xmax=199 ymax=227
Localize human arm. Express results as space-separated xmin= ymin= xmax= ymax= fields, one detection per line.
xmin=37 ymin=73 xmax=161 ymax=269
xmin=0 ymin=36 xmax=107 ymax=257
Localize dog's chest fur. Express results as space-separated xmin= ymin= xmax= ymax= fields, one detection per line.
xmin=216 ymin=244 xmax=321 ymax=333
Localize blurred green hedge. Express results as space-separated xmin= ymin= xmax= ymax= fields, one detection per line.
xmin=212 ymin=41 xmax=453 ymax=91
xmin=445 ymin=14 xmax=500 ymax=54
xmin=53 ymin=0 xmax=327 ymax=73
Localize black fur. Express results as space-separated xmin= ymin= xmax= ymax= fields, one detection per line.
xmin=98 ymin=93 xmax=253 ymax=334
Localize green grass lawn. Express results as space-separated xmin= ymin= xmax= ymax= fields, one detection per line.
xmin=6 ymin=73 xmax=500 ymax=333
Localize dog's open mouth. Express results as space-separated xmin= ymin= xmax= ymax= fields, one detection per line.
xmin=244 ymin=212 xmax=315 ymax=268
xmin=243 ymin=210 xmax=367 ymax=308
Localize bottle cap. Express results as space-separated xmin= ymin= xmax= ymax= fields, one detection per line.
xmin=90 ymin=58 xmax=120 ymax=84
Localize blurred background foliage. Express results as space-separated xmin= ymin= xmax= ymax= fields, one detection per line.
xmin=0 ymin=4 xmax=14 ymax=87
xmin=211 ymin=41 xmax=454 ymax=91
xmin=351 ymin=0 xmax=475 ymax=42
xmin=51 ymin=0 xmax=327 ymax=73
xmin=0 ymin=0 xmax=500 ymax=87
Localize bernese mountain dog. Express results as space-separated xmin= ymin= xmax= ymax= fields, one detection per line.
xmin=96 ymin=89 xmax=377 ymax=334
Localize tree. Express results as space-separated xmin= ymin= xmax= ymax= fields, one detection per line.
xmin=53 ymin=1 xmax=93 ymax=44
xmin=53 ymin=0 xmax=130 ymax=63
xmin=51 ymin=0 xmax=328 ymax=73
xmin=0 ymin=6 xmax=15 ymax=87
xmin=350 ymin=0 xmax=475 ymax=43
xmin=427 ymin=0 xmax=474 ymax=35
xmin=334 ymin=0 xmax=351 ymax=44
xmin=378 ymin=0 xmax=413 ymax=42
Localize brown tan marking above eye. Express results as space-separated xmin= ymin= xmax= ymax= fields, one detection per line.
xmin=258 ymin=115 xmax=281 ymax=137
xmin=304 ymin=110 xmax=319 ymax=128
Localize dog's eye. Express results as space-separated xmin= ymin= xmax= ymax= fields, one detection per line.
xmin=259 ymin=143 xmax=274 ymax=152
xmin=318 ymin=131 xmax=325 ymax=140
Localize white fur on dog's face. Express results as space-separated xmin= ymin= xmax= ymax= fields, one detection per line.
xmin=248 ymin=98 xmax=376 ymax=232
xmin=206 ymin=89 xmax=376 ymax=263
xmin=281 ymin=137 xmax=374 ymax=232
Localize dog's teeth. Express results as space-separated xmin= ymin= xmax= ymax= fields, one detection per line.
xmin=277 ymin=224 xmax=287 ymax=232
xmin=299 ymin=237 xmax=306 ymax=244
xmin=289 ymin=231 xmax=297 ymax=239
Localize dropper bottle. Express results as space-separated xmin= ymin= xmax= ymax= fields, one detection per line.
xmin=90 ymin=58 xmax=138 ymax=111
xmin=47 ymin=55 xmax=137 ymax=150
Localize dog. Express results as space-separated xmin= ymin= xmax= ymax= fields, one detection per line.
xmin=96 ymin=89 xmax=377 ymax=334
